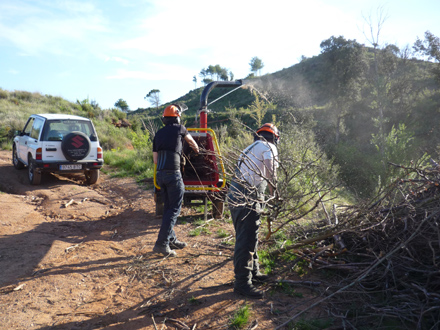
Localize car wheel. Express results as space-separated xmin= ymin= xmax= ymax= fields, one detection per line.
xmin=28 ymin=156 xmax=42 ymax=185
xmin=61 ymin=132 xmax=91 ymax=161
xmin=85 ymin=169 xmax=99 ymax=185
xmin=12 ymin=145 xmax=25 ymax=169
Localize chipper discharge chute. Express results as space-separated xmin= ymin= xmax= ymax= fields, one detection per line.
xmin=154 ymin=80 xmax=245 ymax=220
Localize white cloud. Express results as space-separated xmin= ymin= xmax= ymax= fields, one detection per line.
xmin=0 ymin=0 xmax=108 ymax=56
xmin=106 ymin=56 xmax=130 ymax=65
xmin=115 ymin=0 xmax=363 ymax=77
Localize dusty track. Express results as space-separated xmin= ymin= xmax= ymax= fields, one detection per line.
xmin=0 ymin=150 xmax=317 ymax=330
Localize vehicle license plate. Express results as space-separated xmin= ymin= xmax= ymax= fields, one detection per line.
xmin=60 ymin=164 xmax=82 ymax=170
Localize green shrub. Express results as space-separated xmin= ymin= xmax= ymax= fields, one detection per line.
xmin=216 ymin=228 xmax=229 ymax=238
xmin=0 ymin=89 xmax=9 ymax=100
xmin=229 ymin=304 xmax=250 ymax=329
xmin=258 ymin=249 xmax=276 ymax=275
xmin=189 ymin=228 xmax=201 ymax=237
xmin=129 ymin=129 xmax=151 ymax=150
xmin=94 ymin=122 xmax=132 ymax=151
xmin=112 ymin=108 xmax=127 ymax=120
xmin=1 ymin=140 xmax=12 ymax=150
xmin=188 ymin=296 xmax=202 ymax=305
xmin=103 ymin=148 xmax=154 ymax=180
xmin=273 ymin=282 xmax=303 ymax=298
xmin=12 ymin=90 xmax=33 ymax=102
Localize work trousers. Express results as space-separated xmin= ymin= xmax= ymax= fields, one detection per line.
xmin=227 ymin=181 xmax=265 ymax=286
xmin=155 ymin=170 xmax=184 ymax=246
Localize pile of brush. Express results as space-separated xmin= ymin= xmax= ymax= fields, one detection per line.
xmin=273 ymin=160 xmax=440 ymax=329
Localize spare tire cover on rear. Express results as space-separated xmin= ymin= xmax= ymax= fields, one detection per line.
xmin=61 ymin=131 xmax=91 ymax=161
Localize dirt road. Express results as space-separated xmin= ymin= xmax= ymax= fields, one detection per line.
xmin=0 ymin=150 xmax=314 ymax=329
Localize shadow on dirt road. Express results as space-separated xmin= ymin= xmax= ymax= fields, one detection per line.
xmin=0 ymin=150 xmax=304 ymax=330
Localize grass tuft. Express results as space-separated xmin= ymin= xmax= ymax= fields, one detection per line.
xmin=229 ymin=304 xmax=250 ymax=329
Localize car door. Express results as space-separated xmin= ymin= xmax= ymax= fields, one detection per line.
xmin=26 ymin=118 xmax=45 ymax=160
xmin=17 ymin=117 xmax=35 ymax=163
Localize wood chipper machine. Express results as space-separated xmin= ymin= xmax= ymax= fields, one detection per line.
xmin=154 ymin=80 xmax=245 ymax=220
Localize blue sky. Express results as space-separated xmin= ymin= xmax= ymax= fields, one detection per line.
xmin=1 ymin=0 xmax=439 ymax=111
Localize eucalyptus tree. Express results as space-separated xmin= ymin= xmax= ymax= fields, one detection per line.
xmin=193 ymin=75 xmax=197 ymax=89
xmin=144 ymin=89 xmax=161 ymax=109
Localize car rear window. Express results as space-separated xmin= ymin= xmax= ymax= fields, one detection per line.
xmin=42 ymin=120 xmax=97 ymax=141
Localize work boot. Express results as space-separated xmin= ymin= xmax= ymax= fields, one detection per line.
xmin=169 ymin=239 xmax=187 ymax=250
xmin=252 ymin=272 xmax=270 ymax=283
xmin=234 ymin=284 xmax=264 ymax=299
xmin=153 ymin=245 xmax=177 ymax=257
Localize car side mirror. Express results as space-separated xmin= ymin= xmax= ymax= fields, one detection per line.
xmin=14 ymin=130 xmax=22 ymax=136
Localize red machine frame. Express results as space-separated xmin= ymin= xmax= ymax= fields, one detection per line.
xmin=154 ymin=80 xmax=244 ymax=219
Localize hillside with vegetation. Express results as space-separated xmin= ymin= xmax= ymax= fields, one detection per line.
xmin=258 ymin=35 xmax=440 ymax=198
xmin=132 ymin=33 xmax=440 ymax=199
xmin=1 ymin=31 xmax=440 ymax=328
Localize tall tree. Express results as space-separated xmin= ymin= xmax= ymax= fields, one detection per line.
xmin=199 ymin=68 xmax=211 ymax=85
xmin=219 ymin=67 xmax=229 ymax=81
xmin=362 ymin=6 xmax=389 ymax=159
xmin=249 ymin=57 xmax=264 ymax=76
xmin=193 ymin=75 xmax=197 ymax=89
xmin=214 ymin=65 xmax=222 ymax=80
xmin=144 ymin=89 xmax=161 ymax=109
xmin=413 ymin=31 xmax=440 ymax=82
xmin=114 ymin=98 xmax=129 ymax=112
xmin=199 ymin=65 xmax=231 ymax=84
xmin=320 ymin=36 xmax=367 ymax=144
xmin=414 ymin=31 xmax=440 ymax=62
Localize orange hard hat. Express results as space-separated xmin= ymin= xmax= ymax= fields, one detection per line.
xmin=163 ymin=104 xmax=181 ymax=117
xmin=257 ymin=123 xmax=279 ymax=138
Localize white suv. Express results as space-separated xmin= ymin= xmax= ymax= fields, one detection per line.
xmin=13 ymin=114 xmax=104 ymax=185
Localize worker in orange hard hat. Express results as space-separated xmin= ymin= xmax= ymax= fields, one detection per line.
xmin=162 ymin=104 xmax=182 ymax=123
xmin=152 ymin=103 xmax=199 ymax=256
xmin=256 ymin=123 xmax=280 ymax=144
xmin=227 ymin=123 xmax=280 ymax=298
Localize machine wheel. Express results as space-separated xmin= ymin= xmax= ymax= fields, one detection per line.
xmin=85 ymin=169 xmax=99 ymax=185
xmin=212 ymin=200 xmax=224 ymax=219
xmin=28 ymin=156 xmax=42 ymax=185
